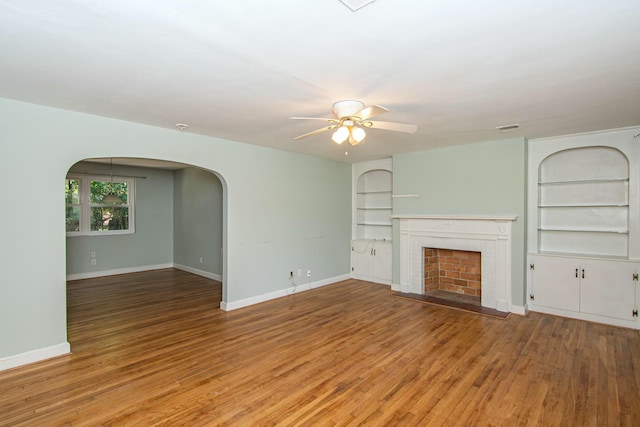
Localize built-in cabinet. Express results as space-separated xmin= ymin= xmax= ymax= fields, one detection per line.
xmin=352 ymin=159 xmax=392 ymax=284
xmin=527 ymin=127 xmax=640 ymax=328
xmin=351 ymin=239 xmax=392 ymax=284
xmin=528 ymin=254 xmax=637 ymax=320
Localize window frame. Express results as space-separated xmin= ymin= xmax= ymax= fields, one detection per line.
xmin=66 ymin=173 xmax=136 ymax=237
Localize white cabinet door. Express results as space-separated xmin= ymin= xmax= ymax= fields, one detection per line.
xmin=351 ymin=240 xmax=392 ymax=284
xmin=352 ymin=240 xmax=374 ymax=279
xmin=580 ymin=260 xmax=637 ymax=320
xmin=372 ymin=241 xmax=392 ymax=283
xmin=529 ymin=255 xmax=580 ymax=312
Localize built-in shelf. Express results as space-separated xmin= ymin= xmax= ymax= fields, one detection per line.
xmin=539 ymin=178 xmax=629 ymax=185
xmin=539 ymin=228 xmax=628 ymax=234
xmin=355 ymin=168 xmax=392 ymax=241
xmin=534 ymin=144 xmax=631 ymax=258
xmin=538 ymin=250 xmax=631 ymax=260
xmin=356 ymin=190 xmax=392 ymax=195
xmin=539 ymin=203 xmax=629 ymax=208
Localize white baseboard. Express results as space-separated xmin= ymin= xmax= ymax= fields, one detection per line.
xmin=0 ymin=342 xmax=70 ymax=372
xmin=351 ymin=273 xmax=392 ymax=286
xmin=510 ymin=304 xmax=528 ymax=316
xmin=529 ymin=304 xmax=639 ymax=329
xmin=221 ymin=273 xmax=351 ymax=311
xmin=66 ymin=263 xmax=174 ymax=281
xmin=67 ymin=263 xmax=222 ymax=282
xmin=173 ymin=263 xmax=222 ymax=281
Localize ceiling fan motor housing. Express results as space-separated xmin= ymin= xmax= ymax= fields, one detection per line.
xmin=333 ymin=100 xmax=365 ymax=119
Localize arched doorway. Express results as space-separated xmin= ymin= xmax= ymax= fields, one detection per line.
xmin=64 ymin=157 xmax=227 ymax=346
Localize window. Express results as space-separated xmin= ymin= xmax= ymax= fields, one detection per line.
xmin=65 ymin=174 xmax=135 ymax=236
xmin=65 ymin=178 xmax=81 ymax=232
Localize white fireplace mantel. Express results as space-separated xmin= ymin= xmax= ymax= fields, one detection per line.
xmin=392 ymin=215 xmax=518 ymax=313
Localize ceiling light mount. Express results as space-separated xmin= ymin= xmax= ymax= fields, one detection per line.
xmin=339 ymin=0 xmax=377 ymax=12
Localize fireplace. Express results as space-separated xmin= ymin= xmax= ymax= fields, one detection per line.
xmin=424 ymin=248 xmax=481 ymax=297
xmin=393 ymin=215 xmax=517 ymax=312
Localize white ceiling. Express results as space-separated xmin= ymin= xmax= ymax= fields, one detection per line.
xmin=1 ymin=0 xmax=639 ymax=163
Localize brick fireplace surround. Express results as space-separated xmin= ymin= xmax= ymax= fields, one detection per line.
xmin=393 ymin=215 xmax=517 ymax=313
xmin=424 ymin=248 xmax=482 ymax=297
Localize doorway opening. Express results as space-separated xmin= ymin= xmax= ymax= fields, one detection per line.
xmin=64 ymin=157 xmax=227 ymax=348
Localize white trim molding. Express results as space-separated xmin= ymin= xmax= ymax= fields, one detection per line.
xmin=510 ymin=304 xmax=528 ymax=316
xmin=393 ymin=215 xmax=518 ymax=313
xmin=0 ymin=342 xmax=70 ymax=372
xmin=66 ymin=263 xmax=174 ymax=281
xmin=67 ymin=263 xmax=222 ymax=282
xmin=220 ymin=274 xmax=351 ymax=311
xmin=173 ymin=264 xmax=222 ymax=282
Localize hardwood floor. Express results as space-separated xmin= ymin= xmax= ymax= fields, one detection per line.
xmin=1 ymin=269 xmax=639 ymax=426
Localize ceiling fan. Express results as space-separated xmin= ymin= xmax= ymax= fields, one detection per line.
xmin=291 ymin=100 xmax=417 ymax=145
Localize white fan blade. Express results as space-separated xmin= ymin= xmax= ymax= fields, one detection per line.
xmin=368 ymin=120 xmax=417 ymax=134
xmin=290 ymin=117 xmax=339 ymax=123
xmin=355 ymin=105 xmax=389 ymax=120
xmin=294 ymin=125 xmax=337 ymax=140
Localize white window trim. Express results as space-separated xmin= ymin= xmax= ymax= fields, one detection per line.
xmin=66 ymin=173 xmax=136 ymax=237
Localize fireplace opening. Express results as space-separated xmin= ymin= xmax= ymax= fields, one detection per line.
xmin=423 ymin=248 xmax=481 ymax=307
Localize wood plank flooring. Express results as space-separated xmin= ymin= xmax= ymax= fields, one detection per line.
xmin=1 ymin=268 xmax=639 ymax=426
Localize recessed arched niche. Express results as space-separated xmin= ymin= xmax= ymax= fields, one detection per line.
xmin=355 ymin=169 xmax=393 ymax=241
xmin=538 ymin=146 xmax=629 ymax=258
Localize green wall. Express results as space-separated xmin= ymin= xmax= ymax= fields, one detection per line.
xmin=392 ymin=138 xmax=527 ymax=306
xmin=66 ymin=162 xmax=175 ymax=277
xmin=173 ymin=168 xmax=223 ymax=276
xmin=0 ymin=97 xmax=351 ymax=362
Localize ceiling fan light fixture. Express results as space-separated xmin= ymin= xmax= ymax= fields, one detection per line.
xmin=292 ymin=100 xmax=417 ymax=145
xmin=351 ymin=126 xmax=366 ymax=143
xmin=332 ymin=126 xmax=350 ymax=144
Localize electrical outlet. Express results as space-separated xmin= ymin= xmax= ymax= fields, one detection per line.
xmin=199 ymin=257 xmax=203 ymax=264
xmin=91 ymin=259 xmax=96 ymax=266
xmin=307 ymin=270 xmax=311 ymax=277
xmin=90 ymin=251 xmax=96 ymax=258
xmin=297 ymin=269 xmax=302 ymax=277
